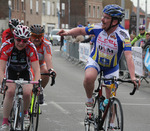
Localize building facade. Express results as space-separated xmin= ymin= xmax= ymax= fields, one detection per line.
xmin=60 ymin=0 xmax=103 ymax=29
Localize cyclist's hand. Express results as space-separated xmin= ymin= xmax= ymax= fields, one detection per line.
xmin=48 ymin=68 xmax=56 ymax=86
xmin=133 ymin=79 xmax=140 ymax=89
xmin=57 ymin=29 xmax=68 ymax=36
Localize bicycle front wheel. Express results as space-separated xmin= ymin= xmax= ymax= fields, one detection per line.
xmin=28 ymin=94 xmax=40 ymax=131
xmin=104 ymin=97 xmax=123 ymax=131
xmin=10 ymin=98 xmax=24 ymax=131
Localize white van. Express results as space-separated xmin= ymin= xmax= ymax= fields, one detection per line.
xmin=49 ymin=29 xmax=61 ymax=46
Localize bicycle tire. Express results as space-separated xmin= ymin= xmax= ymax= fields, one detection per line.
xmin=28 ymin=94 xmax=40 ymax=131
xmin=10 ymin=98 xmax=24 ymax=131
xmin=104 ymin=97 xmax=123 ymax=131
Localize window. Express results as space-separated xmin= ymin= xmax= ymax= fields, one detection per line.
xmin=21 ymin=1 xmax=24 ymax=11
xmin=17 ymin=0 xmax=19 ymax=11
xmin=125 ymin=9 xmax=129 ymax=19
xmin=97 ymin=6 xmax=100 ymax=18
xmin=43 ymin=1 xmax=46 ymax=15
xmin=88 ymin=5 xmax=91 ymax=17
xmin=61 ymin=3 xmax=65 ymax=17
xmin=93 ymin=6 xmax=95 ymax=18
xmin=30 ymin=0 xmax=32 ymax=13
xmin=52 ymin=2 xmax=55 ymax=16
xmin=36 ymin=0 xmax=39 ymax=13
xmin=47 ymin=1 xmax=51 ymax=15
xmin=12 ymin=0 xmax=15 ymax=10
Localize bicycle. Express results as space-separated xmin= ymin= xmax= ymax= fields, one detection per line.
xmin=27 ymin=72 xmax=55 ymax=131
xmin=1 ymin=78 xmax=41 ymax=131
xmin=84 ymin=71 xmax=138 ymax=131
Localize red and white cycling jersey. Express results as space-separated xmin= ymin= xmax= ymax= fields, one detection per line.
xmin=2 ymin=28 xmax=14 ymax=43
xmin=0 ymin=39 xmax=39 ymax=72
xmin=35 ymin=38 xmax=52 ymax=66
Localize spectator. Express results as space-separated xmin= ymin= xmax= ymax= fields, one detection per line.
xmin=60 ymin=35 xmax=64 ymax=51
xmin=142 ymin=32 xmax=150 ymax=77
xmin=131 ymin=25 xmax=147 ymax=46
xmin=73 ymin=35 xmax=84 ymax=43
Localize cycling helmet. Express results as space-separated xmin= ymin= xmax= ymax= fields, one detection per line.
xmin=9 ymin=18 xmax=21 ymax=29
xmin=139 ymin=25 xmax=145 ymax=30
xmin=103 ymin=4 xmax=125 ymax=22
xmin=13 ymin=25 xmax=30 ymax=39
xmin=30 ymin=24 xmax=45 ymax=35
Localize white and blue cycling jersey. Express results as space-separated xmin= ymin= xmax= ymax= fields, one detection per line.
xmin=85 ymin=23 xmax=131 ymax=76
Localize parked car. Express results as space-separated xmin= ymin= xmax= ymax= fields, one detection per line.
xmin=49 ymin=29 xmax=61 ymax=46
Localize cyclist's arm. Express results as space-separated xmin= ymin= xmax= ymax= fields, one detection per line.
xmin=57 ymin=27 xmax=87 ymax=36
xmin=131 ymin=37 xmax=138 ymax=46
xmin=124 ymin=51 xmax=136 ymax=80
xmin=31 ymin=60 xmax=41 ymax=81
xmin=0 ymin=60 xmax=7 ymax=84
xmin=44 ymin=53 xmax=53 ymax=70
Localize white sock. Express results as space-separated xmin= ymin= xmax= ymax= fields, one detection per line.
xmin=87 ymin=98 xmax=93 ymax=103
xmin=110 ymin=123 xmax=114 ymax=127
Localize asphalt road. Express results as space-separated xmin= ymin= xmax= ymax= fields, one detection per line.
xmin=0 ymin=46 xmax=150 ymax=131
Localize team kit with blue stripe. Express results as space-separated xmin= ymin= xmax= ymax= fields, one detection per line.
xmin=85 ymin=23 xmax=131 ymax=77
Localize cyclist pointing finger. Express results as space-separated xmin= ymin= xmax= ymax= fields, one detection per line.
xmin=57 ymin=4 xmax=140 ymax=122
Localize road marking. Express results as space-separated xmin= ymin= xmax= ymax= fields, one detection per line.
xmin=49 ymin=101 xmax=70 ymax=114
xmin=54 ymin=49 xmax=60 ymax=52
xmin=122 ymin=103 xmax=150 ymax=106
xmin=48 ymin=101 xmax=150 ymax=106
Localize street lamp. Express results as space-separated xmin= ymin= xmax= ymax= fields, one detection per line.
xmin=8 ymin=0 xmax=12 ymax=20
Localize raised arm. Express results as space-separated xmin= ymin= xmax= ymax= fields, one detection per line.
xmin=57 ymin=27 xmax=87 ymax=36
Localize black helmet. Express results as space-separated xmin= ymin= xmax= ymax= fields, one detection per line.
xmin=103 ymin=4 xmax=125 ymax=22
xmin=9 ymin=18 xmax=21 ymax=29
xmin=30 ymin=24 xmax=45 ymax=35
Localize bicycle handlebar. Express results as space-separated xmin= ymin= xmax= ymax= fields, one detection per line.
xmin=100 ymin=77 xmax=139 ymax=95
xmin=41 ymin=72 xmax=56 ymax=86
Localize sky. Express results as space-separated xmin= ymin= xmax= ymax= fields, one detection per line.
xmin=131 ymin=0 xmax=150 ymax=14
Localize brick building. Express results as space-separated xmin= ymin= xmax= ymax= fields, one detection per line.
xmin=60 ymin=0 xmax=103 ymax=29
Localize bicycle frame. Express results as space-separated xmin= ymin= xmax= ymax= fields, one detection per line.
xmin=2 ymin=78 xmax=41 ymax=131
xmin=84 ymin=71 xmax=137 ymax=131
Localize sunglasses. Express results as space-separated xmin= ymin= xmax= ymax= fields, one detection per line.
xmin=31 ymin=34 xmax=43 ymax=39
xmin=15 ymin=37 xmax=28 ymax=43
xmin=139 ymin=29 xmax=144 ymax=31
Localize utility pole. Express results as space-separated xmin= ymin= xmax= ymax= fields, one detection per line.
xmin=121 ymin=0 xmax=125 ymax=27
xmin=68 ymin=0 xmax=70 ymax=29
xmin=145 ymin=0 xmax=147 ymax=31
xmin=136 ymin=0 xmax=140 ymax=36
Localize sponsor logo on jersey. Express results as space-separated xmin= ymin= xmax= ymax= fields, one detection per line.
xmin=30 ymin=52 xmax=33 ymax=57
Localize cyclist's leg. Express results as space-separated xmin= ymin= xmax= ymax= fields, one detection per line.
xmin=103 ymin=65 xmax=119 ymax=128
xmin=2 ymin=83 xmax=15 ymax=125
xmin=84 ymin=57 xmax=99 ymax=99
xmin=84 ymin=57 xmax=100 ymax=118
xmin=103 ymin=65 xmax=119 ymax=98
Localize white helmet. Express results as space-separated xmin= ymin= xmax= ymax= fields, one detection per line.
xmin=13 ymin=25 xmax=30 ymax=39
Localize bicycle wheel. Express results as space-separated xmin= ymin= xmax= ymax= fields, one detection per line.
xmin=28 ymin=94 xmax=40 ymax=131
xmin=84 ymin=93 xmax=101 ymax=131
xmin=10 ymin=98 xmax=24 ymax=131
xmin=104 ymin=97 xmax=123 ymax=131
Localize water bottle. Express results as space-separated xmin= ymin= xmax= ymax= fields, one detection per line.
xmin=100 ymin=99 xmax=109 ymax=112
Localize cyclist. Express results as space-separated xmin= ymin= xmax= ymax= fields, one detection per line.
xmin=0 ymin=25 xmax=41 ymax=131
xmin=131 ymin=25 xmax=147 ymax=46
xmin=30 ymin=24 xmax=56 ymax=104
xmin=57 ymin=4 xmax=140 ymax=128
xmin=2 ymin=18 xmax=21 ymax=43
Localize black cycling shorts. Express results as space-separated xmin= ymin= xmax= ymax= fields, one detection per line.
xmin=7 ymin=68 xmax=30 ymax=81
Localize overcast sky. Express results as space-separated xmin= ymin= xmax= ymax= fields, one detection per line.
xmin=131 ymin=0 xmax=150 ymax=14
